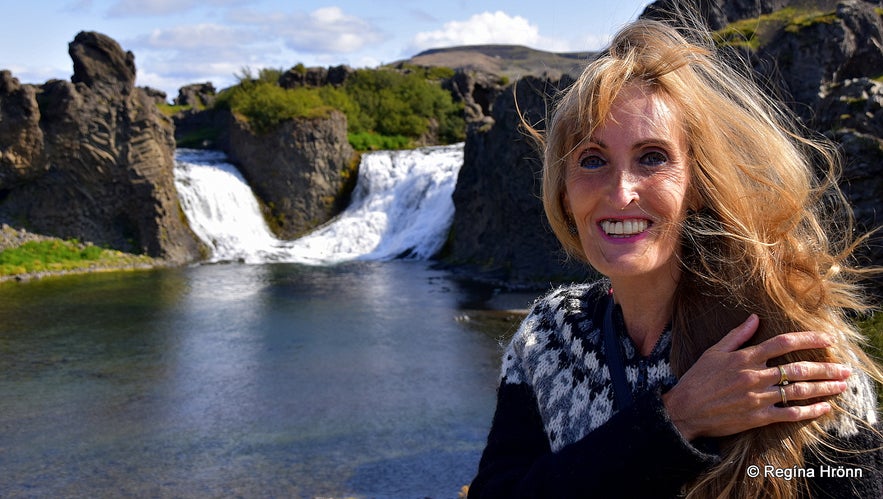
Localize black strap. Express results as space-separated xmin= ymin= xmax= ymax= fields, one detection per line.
xmin=603 ymin=295 xmax=633 ymax=410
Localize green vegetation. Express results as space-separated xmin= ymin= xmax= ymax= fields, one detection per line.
xmin=0 ymin=239 xmax=155 ymax=277
xmin=858 ymin=312 xmax=883 ymax=403
xmin=176 ymin=126 xmax=224 ymax=149
xmin=214 ymin=65 xmax=465 ymax=149
xmin=859 ymin=312 xmax=883 ymax=360
xmin=715 ymin=7 xmax=837 ymax=51
xmin=347 ymin=132 xmax=411 ymax=151
xmin=216 ymin=81 xmax=340 ymax=133
xmin=157 ymin=103 xmax=191 ymax=117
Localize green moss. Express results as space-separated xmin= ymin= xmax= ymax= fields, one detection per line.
xmin=0 ymin=239 xmax=155 ymax=277
xmin=715 ymin=7 xmax=837 ymax=51
xmin=157 ymin=103 xmax=191 ymax=117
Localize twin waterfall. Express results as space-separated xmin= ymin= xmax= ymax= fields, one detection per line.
xmin=174 ymin=145 xmax=464 ymax=265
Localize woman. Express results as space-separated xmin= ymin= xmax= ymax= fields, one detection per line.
xmin=469 ymin=17 xmax=882 ymax=499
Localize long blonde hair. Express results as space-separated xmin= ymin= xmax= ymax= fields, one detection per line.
xmin=535 ymin=17 xmax=881 ymax=499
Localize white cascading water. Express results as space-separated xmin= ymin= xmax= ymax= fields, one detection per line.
xmin=173 ymin=144 xmax=464 ymax=265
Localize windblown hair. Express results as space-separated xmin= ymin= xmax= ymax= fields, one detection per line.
xmin=532 ymin=16 xmax=881 ymax=499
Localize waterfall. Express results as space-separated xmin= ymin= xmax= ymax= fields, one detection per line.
xmin=173 ymin=144 xmax=464 ymax=265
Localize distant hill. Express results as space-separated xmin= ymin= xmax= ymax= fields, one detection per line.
xmin=399 ymin=44 xmax=596 ymax=79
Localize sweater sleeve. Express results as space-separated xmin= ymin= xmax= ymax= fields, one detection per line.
xmin=468 ymin=379 xmax=719 ymax=498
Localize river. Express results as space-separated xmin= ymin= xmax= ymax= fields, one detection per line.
xmin=0 ymin=146 xmax=536 ymax=498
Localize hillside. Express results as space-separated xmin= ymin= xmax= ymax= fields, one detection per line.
xmin=401 ymin=44 xmax=595 ymax=80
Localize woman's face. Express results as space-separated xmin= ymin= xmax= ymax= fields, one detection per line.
xmin=563 ymin=83 xmax=691 ymax=285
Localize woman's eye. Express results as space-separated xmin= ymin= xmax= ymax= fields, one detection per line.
xmin=578 ymin=154 xmax=606 ymax=169
xmin=640 ymin=151 xmax=667 ymax=167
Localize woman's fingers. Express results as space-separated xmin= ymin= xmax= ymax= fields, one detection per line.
xmin=766 ymin=379 xmax=849 ymax=406
xmin=750 ymin=330 xmax=833 ymax=360
xmin=763 ymin=401 xmax=834 ymax=423
xmin=766 ymin=362 xmax=851 ymax=387
xmin=711 ymin=313 xmax=760 ymax=352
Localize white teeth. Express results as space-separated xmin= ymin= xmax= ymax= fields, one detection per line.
xmin=601 ymin=219 xmax=648 ymax=237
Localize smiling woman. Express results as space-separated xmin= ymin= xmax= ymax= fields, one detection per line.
xmin=468 ymin=12 xmax=882 ymax=499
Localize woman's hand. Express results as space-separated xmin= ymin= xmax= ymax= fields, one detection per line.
xmin=661 ymin=314 xmax=851 ymax=441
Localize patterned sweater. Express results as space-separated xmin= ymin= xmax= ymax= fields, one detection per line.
xmin=469 ymin=282 xmax=883 ymax=498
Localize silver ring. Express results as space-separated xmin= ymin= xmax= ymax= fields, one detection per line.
xmin=779 ymin=386 xmax=788 ymax=405
xmin=777 ymin=365 xmax=790 ymax=386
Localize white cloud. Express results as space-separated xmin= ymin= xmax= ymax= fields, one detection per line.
xmin=132 ymin=23 xmax=254 ymax=50
xmin=231 ymin=6 xmax=386 ymax=54
xmin=408 ymin=11 xmax=584 ymax=54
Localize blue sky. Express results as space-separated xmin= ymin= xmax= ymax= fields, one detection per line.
xmin=1 ymin=0 xmax=652 ymax=101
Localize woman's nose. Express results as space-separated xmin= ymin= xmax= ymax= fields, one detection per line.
xmin=608 ymin=168 xmax=640 ymax=209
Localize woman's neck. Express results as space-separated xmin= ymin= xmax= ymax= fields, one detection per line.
xmin=610 ymin=273 xmax=678 ymax=356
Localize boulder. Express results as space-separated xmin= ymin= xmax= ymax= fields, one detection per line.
xmin=0 ymin=31 xmax=203 ymax=263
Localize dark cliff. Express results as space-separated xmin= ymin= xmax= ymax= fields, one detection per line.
xmin=0 ymin=32 xmax=203 ymax=262
xmin=444 ymin=76 xmax=591 ymax=285
xmin=222 ymin=109 xmax=356 ymax=239
xmin=445 ymin=0 xmax=883 ymax=287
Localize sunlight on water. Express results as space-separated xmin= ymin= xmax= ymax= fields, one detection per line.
xmin=0 ymin=262 xmax=518 ymax=498
xmin=174 ymin=144 xmax=464 ymax=265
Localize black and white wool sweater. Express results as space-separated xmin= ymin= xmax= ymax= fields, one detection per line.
xmin=469 ymin=282 xmax=883 ymax=499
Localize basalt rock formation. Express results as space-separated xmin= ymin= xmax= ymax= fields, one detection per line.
xmin=0 ymin=31 xmax=203 ymax=262
xmin=222 ymin=109 xmax=355 ymax=239
xmin=445 ymin=75 xmax=591 ymax=286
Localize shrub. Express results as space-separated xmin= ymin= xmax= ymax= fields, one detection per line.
xmin=216 ymin=82 xmax=342 ymax=133
xmin=214 ymin=65 xmax=465 ymax=147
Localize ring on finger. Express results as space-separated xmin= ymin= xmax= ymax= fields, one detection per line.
xmin=779 ymin=386 xmax=788 ymax=405
xmin=777 ymin=365 xmax=790 ymax=386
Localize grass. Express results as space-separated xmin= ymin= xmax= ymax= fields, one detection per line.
xmin=0 ymin=239 xmax=156 ymax=278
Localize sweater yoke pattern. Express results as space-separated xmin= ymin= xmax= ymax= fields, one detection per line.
xmin=501 ymin=282 xmax=677 ymax=453
xmin=501 ymin=282 xmax=878 ymax=454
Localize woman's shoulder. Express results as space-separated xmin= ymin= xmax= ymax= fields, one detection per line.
xmin=500 ymin=280 xmax=608 ymax=382
xmin=529 ymin=280 xmax=609 ymax=318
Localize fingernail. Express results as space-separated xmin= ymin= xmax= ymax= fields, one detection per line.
xmin=840 ymin=365 xmax=853 ymax=377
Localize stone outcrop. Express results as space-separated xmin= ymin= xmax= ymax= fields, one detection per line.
xmin=175 ymin=82 xmax=216 ymax=108
xmin=222 ymin=109 xmax=355 ymax=239
xmin=278 ymin=64 xmax=354 ymax=89
xmin=443 ymin=70 xmax=507 ymax=127
xmin=445 ymin=76 xmax=590 ymax=286
xmin=0 ymin=31 xmax=203 ymax=262
xmin=642 ymin=0 xmax=827 ymax=30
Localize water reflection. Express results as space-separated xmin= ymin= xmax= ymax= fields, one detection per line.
xmin=0 ymin=261 xmax=522 ymax=498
